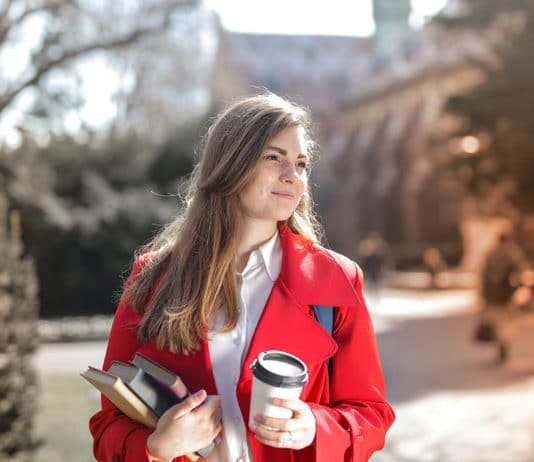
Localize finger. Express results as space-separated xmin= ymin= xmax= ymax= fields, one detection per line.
xmin=194 ymin=395 xmax=221 ymax=415
xmin=251 ymin=418 xmax=291 ymax=440
xmin=214 ymin=406 xmax=222 ymax=422
xmin=209 ymin=421 xmax=223 ymax=440
xmin=250 ymin=422 xmax=283 ymax=442
xmin=253 ymin=414 xmax=298 ymax=433
xmin=209 ymin=406 xmax=222 ymax=429
xmin=169 ymin=389 xmax=207 ymax=419
xmin=272 ymin=398 xmax=307 ymax=416
xmin=251 ymin=425 xmax=295 ymax=448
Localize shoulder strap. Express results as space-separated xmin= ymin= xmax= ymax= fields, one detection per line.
xmin=311 ymin=305 xmax=334 ymax=380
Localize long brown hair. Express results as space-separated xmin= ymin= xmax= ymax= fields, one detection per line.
xmin=124 ymin=93 xmax=321 ymax=354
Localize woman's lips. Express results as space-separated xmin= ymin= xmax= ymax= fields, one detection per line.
xmin=272 ymin=191 xmax=294 ymax=199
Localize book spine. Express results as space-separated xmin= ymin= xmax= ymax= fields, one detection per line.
xmin=166 ymin=380 xmax=189 ymax=401
xmin=128 ymin=370 xmax=181 ymax=417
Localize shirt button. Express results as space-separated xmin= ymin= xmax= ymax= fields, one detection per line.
xmin=236 ymin=458 xmax=244 ymax=462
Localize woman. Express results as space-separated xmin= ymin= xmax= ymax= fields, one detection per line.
xmin=89 ymin=93 xmax=395 ymax=462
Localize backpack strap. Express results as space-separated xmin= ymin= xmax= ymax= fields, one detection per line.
xmin=311 ymin=305 xmax=334 ymax=380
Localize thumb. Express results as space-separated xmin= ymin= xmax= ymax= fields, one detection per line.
xmin=170 ymin=389 xmax=207 ymax=420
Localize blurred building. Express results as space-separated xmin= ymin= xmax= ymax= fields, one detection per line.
xmin=210 ymin=0 xmax=413 ymax=117
xmin=208 ymin=1 xmax=510 ymax=268
xmin=211 ymin=31 xmax=374 ymax=116
xmin=319 ymin=20 xmax=512 ymax=266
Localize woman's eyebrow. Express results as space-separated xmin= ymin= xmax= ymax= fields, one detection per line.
xmin=264 ymin=145 xmax=308 ymax=159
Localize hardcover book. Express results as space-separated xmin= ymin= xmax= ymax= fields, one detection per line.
xmin=82 ymin=355 xmax=215 ymax=460
xmin=130 ymin=353 xmax=189 ymax=400
xmin=109 ymin=361 xmax=184 ymax=417
xmin=81 ymin=366 xmax=158 ymax=428
xmin=128 ymin=354 xmax=215 ymax=458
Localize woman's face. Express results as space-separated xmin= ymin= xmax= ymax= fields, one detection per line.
xmin=238 ymin=125 xmax=308 ymax=228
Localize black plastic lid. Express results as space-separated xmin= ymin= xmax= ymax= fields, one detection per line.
xmin=250 ymin=350 xmax=308 ymax=388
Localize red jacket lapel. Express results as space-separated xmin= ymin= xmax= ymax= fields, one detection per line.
xmin=236 ymin=223 xmax=365 ymax=427
xmin=277 ymin=223 xmax=363 ymax=307
xmin=139 ymin=224 xmax=364 ymax=406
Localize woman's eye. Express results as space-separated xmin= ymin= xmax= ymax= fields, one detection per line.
xmin=264 ymin=154 xmax=279 ymax=161
xmin=297 ymin=161 xmax=308 ymax=170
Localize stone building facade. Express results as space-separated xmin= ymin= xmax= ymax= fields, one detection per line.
xmin=211 ymin=31 xmax=374 ymax=116
xmin=318 ymin=19 xmax=518 ymax=266
xmin=209 ymin=3 xmax=520 ymax=268
xmin=210 ymin=0 xmax=413 ymax=116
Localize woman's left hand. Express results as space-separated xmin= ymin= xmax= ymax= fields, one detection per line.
xmin=250 ymin=398 xmax=316 ymax=450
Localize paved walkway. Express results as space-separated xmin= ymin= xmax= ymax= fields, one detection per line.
xmin=34 ymin=288 xmax=534 ymax=462
xmin=369 ymin=288 xmax=534 ymax=462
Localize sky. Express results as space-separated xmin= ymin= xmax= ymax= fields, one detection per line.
xmin=205 ymin=0 xmax=448 ymax=36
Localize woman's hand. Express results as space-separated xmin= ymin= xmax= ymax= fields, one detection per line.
xmin=147 ymin=389 xmax=221 ymax=461
xmin=250 ymin=398 xmax=316 ymax=450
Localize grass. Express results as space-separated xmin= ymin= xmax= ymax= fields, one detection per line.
xmin=34 ymin=372 xmax=101 ymax=462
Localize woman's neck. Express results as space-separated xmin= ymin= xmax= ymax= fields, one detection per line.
xmin=236 ymin=220 xmax=278 ymax=272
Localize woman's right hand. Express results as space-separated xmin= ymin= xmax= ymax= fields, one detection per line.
xmin=147 ymin=389 xmax=222 ymax=461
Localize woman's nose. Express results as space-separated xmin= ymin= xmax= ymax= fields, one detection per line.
xmin=280 ymin=161 xmax=299 ymax=182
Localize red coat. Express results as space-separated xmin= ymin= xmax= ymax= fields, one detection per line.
xmin=89 ymin=224 xmax=395 ymax=462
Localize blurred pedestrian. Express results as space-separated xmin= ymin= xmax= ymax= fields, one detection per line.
xmin=358 ymin=232 xmax=392 ymax=303
xmin=422 ymin=247 xmax=447 ymax=289
xmin=89 ymin=93 xmax=394 ymax=462
xmin=479 ymin=232 xmax=525 ymax=363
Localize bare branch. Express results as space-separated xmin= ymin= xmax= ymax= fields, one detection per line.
xmin=146 ymin=0 xmax=199 ymax=15
xmin=0 ymin=0 xmax=66 ymax=46
xmin=0 ymin=1 xmax=198 ymax=114
xmin=0 ymin=0 xmax=15 ymax=23
xmin=0 ymin=0 xmax=19 ymax=44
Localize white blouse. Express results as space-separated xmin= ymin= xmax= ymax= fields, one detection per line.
xmin=206 ymin=231 xmax=282 ymax=462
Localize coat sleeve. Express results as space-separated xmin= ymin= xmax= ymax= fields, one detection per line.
xmin=303 ymin=264 xmax=395 ymax=462
xmin=88 ymin=256 xmax=188 ymax=462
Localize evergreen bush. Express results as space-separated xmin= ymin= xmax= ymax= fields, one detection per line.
xmin=1 ymin=117 xmax=207 ymax=317
xmin=0 ymin=188 xmax=40 ymax=460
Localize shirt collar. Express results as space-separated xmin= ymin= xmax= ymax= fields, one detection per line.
xmin=240 ymin=230 xmax=282 ymax=282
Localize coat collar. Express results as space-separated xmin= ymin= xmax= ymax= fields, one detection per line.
xmin=155 ymin=223 xmax=364 ymax=399
xmin=237 ymin=223 xmax=363 ymax=392
xmin=277 ymin=222 xmax=363 ymax=307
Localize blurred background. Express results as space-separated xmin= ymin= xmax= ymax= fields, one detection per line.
xmin=1 ymin=0 xmax=534 ymax=461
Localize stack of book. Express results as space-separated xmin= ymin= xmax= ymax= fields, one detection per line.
xmin=82 ymin=353 xmax=214 ymax=461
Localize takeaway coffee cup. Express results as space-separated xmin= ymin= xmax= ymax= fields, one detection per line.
xmin=249 ymin=350 xmax=308 ymax=428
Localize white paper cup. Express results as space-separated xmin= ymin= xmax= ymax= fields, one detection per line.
xmin=249 ymin=350 xmax=308 ymax=428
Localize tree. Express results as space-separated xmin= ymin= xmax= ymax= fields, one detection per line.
xmin=0 ymin=0 xmax=208 ymax=145
xmin=434 ymin=1 xmax=534 ymax=219
xmin=0 ymin=1 xmax=205 ymax=458
xmin=0 ymin=110 xmax=216 ymax=318
xmin=0 ymin=187 xmax=40 ymax=460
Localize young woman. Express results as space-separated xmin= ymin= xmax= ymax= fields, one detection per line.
xmin=89 ymin=93 xmax=395 ymax=462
